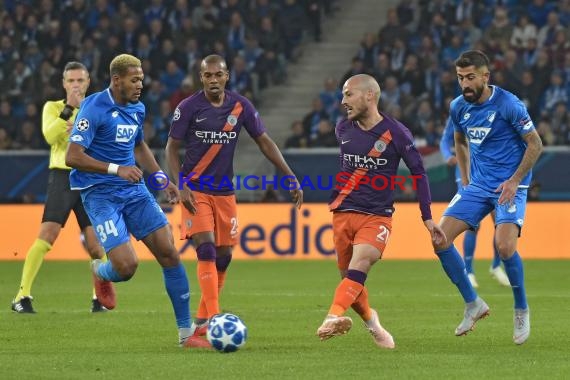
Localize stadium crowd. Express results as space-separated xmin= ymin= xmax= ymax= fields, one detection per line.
xmin=287 ymin=0 xmax=570 ymax=149
xmin=2 ymin=0 xmax=570 ymax=152
xmin=0 ymin=0 xmax=337 ymax=150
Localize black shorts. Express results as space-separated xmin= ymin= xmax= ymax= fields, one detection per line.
xmin=42 ymin=169 xmax=91 ymax=229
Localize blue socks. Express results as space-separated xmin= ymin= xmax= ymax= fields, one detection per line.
xmin=96 ymin=261 xmax=124 ymax=282
xmin=436 ymin=245 xmax=477 ymax=303
xmin=502 ymin=252 xmax=528 ymax=310
xmin=463 ymin=230 xmax=477 ymax=274
xmin=163 ymin=263 xmax=191 ymax=329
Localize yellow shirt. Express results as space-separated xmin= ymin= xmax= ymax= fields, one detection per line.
xmin=42 ymin=100 xmax=79 ymax=170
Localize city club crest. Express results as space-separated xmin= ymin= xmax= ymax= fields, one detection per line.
xmin=374 ymin=140 xmax=387 ymax=152
xmin=227 ymin=115 xmax=238 ymax=126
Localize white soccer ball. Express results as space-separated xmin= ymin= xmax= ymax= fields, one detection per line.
xmin=207 ymin=313 xmax=248 ymax=353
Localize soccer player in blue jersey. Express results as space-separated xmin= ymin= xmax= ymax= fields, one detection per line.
xmin=65 ymin=54 xmax=209 ymax=348
xmin=440 ymin=120 xmax=510 ymax=288
xmin=432 ymin=50 xmax=542 ymax=345
xmin=316 ymin=74 xmax=446 ymax=348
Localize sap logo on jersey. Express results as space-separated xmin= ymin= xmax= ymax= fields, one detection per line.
xmin=115 ymin=124 xmax=138 ymax=143
xmin=467 ymin=127 xmax=491 ymax=144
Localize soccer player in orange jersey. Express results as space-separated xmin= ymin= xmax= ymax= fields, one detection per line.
xmin=316 ymin=74 xmax=446 ymax=348
xmin=166 ymin=54 xmax=303 ymax=336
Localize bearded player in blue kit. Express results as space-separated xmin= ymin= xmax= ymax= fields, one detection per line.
xmin=440 ymin=120 xmax=510 ymax=288
xmin=66 ymin=54 xmax=209 ymax=348
xmin=432 ymin=50 xmax=542 ymax=345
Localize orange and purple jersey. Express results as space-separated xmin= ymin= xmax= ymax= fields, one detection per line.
xmin=329 ymin=113 xmax=433 ymax=221
xmin=169 ymin=90 xmax=266 ymax=194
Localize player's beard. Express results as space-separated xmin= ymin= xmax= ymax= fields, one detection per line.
xmin=462 ymin=85 xmax=484 ymax=103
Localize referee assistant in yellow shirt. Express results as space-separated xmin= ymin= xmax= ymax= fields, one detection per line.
xmin=12 ymin=62 xmax=116 ymax=313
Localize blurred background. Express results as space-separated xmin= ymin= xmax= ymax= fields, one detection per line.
xmin=0 ymin=0 xmax=569 ymax=205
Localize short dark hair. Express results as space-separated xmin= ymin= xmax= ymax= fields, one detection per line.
xmin=454 ymin=50 xmax=490 ymax=69
xmin=63 ymin=61 xmax=87 ymax=74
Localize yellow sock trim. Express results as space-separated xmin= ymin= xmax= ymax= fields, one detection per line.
xmin=15 ymin=239 xmax=52 ymax=301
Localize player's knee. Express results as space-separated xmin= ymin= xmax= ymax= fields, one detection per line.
xmin=86 ymin=244 xmax=104 ymax=260
xmin=197 ymin=242 xmax=216 ymax=261
xmin=432 ymin=239 xmax=450 ymax=252
xmin=495 ymin=240 xmax=516 ymax=259
xmin=157 ymin=248 xmax=181 ymax=267
xmin=115 ymin=260 xmax=138 ymax=280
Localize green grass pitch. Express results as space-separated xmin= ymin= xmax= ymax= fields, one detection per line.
xmin=1 ymin=260 xmax=569 ymax=379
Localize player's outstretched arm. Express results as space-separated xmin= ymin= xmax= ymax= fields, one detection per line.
xmin=253 ymin=133 xmax=303 ymax=209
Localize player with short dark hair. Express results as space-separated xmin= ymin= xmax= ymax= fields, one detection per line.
xmin=433 ymin=50 xmax=542 ymax=345
xmin=316 ymin=74 xmax=446 ymax=348
xmin=12 ymin=61 xmax=115 ymax=314
xmin=165 ymin=54 xmax=303 ymax=336
xmin=440 ymin=120 xmax=510 ymax=288
xmin=66 ymin=54 xmax=208 ymax=348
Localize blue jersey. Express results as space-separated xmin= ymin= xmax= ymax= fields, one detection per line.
xmin=69 ymin=88 xmax=145 ymax=190
xmin=449 ymin=86 xmax=535 ymax=192
xmin=440 ymin=118 xmax=461 ymax=184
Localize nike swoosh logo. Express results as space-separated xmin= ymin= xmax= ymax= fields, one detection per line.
xmin=341 ymin=140 xmax=350 ymax=144
xmin=196 ymin=118 xmax=207 ymax=123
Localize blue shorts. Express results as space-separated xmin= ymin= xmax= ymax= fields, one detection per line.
xmin=80 ymin=184 xmax=168 ymax=253
xmin=444 ymin=184 xmax=527 ymax=231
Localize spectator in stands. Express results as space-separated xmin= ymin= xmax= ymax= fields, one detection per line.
xmin=181 ymin=37 xmax=202 ymax=75
xmin=379 ymin=75 xmax=401 ymax=111
xmin=278 ymin=0 xmax=307 ymax=61
xmin=457 ymin=18 xmax=482 ymax=50
xmin=144 ymin=118 xmax=164 ymax=149
xmin=357 ymin=32 xmax=379 ymax=70
xmin=240 ymin=35 xmax=265 ymax=85
xmin=378 ymin=7 xmax=408 ymax=49
xmin=502 ymin=48 xmax=525 ymax=93
xmin=227 ymin=11 xmax=247 ymax=53
xmin=340 ymin=57 xmax=367 ymax=92
xmin=228 ymin=55 xmax=255 ymax=101
xmin=0 ymin=99 xmax=18 ymax=139
xmin=372 ymin=52 xmax=396 ymax=86
xmin=257 ymin=16 xmax=287 ymax=85
xmin=399 ymin=53 xmax=426 ymax=97
xmin=536 ymin=117 xmax=556 ymax=145
xmin=527 ymin=0 xmax=556 ymax=29
xmin=143 ymin=79 xmax=167 ymax=118
xmin=537 ymin=11 xmax=565 ymax=48
xmin=14 ymin=119 xmax=43 ymax=149
xmin=550 ymin=101 xmax=570 ymax=144
xmin=303 ymin=97 xmax=329 ymax=140
xmin=483 ymin=7 xmax=514 ymax=54
xmin=151 ymin=38 xmax=185 ymax=74
xmin=510 ymin=14 xmax=537 ymax=51
xmin=522 ymin=37 xmax=539 ymax=67
xmin=518 ymin=70 xmax=541 ymax=119
xmin=160 ymin=60 xmax=185 ymax=97
xmin=169 ymin=76 xmax=194 ymax=112
xmin=559 ymin=0 xmax=570 ymax=27
xmin=541 ymin=70 xmax=569 ymax=112
xmin=548 ymin=30 xmax=569 ymax=69
xmin=0 ymin=127 xmax=12 ymax=150
xmin=309 ymin=119 xmax=337 ymax=148
xmin=284 ymin=120 xmax=309 ymax=149
xmin=173 ymin=16 xmax=197 ymax=49
xmin=319 ymin=77 xmax=342 ymax=120
xmin=305 ymin=0 xmax=323 ymax=42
